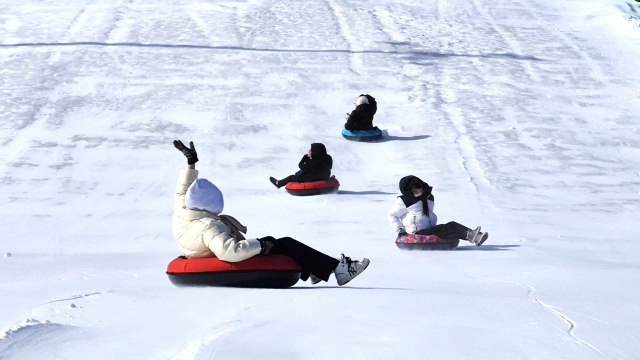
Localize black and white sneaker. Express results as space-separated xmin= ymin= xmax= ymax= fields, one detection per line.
xmin=334 ymin=254 xmax=370 ymax=286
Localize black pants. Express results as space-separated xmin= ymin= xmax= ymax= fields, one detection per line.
xmin=277 ymin=175 xmax=302 ymax=186
xmin=278 ymin=174 xmax=329 ymax=186
xmin=415 ymin=221 xmax=470 ymax=240
xmin=270 ymin=237 xmax=340 ymax=282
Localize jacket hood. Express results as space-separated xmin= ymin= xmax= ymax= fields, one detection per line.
xmin=185 ymin=178 xmax=224 ymax=214
xmin=356 ymin=95 xmax=369 ymax=105
xmin=398 ymin=175 xmax=433 ymax=207
xmin=354 ymin=94 xmax=377 ymax=116
xmin=310 ymin=143 xmax=327 ymax=157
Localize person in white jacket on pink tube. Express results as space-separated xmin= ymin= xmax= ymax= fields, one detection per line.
xmin=172 ymin=140 xmax=370 ymax=286
xmin=388 ymin=175 xmax=489 ymax=246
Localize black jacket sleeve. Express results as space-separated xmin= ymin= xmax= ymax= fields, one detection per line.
xmin=298 ymin=155 xmax=311 ymax=171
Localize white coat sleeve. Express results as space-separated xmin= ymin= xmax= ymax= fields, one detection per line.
xmin=174 ymin=168 xmax=199 ymax=210
xmin=428 ymin=199 xmax=438 ymax=228
xmin=388 ymin=198 xmax=408 ymax=233
xmin=204 ymin=225 xmax=262 ymax=262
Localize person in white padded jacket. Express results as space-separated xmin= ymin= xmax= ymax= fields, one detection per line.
xmin=388 ymin=175 xmax=488 ymax=246
xmin=172 ymin=140 xmax=370 ymax=286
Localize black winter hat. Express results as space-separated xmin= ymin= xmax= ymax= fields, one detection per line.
xmin=398 ymin=175 xmax=433 ymax=208
xmin=399 ymin=175 xmax=432 ymax=198
xmin=310 ymin=143 xmax=327 ymax=157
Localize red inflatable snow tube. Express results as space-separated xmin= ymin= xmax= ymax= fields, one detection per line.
xmin=166 ymin=255 xmax=302 ymax=288
xmin=285 ymin=178 xmax=340 ymax=196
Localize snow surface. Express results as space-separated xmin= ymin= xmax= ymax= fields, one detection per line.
xmin=1 ymin=0 xmax=640 ymax=359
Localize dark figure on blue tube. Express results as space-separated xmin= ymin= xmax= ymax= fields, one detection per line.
xmin=344 ymin=94 xmax=377 ymax=131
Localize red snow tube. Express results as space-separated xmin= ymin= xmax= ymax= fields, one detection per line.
xmin=395 ymin=234 xmax=459 ymax=250
xmin=166 ymin=255 xmax=302 ymax=288
xmin=285 ymin=178 xmax=340 ymax=196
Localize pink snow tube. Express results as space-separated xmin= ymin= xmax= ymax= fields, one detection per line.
xmin=395 ymin=234 xmax=459 ymax=250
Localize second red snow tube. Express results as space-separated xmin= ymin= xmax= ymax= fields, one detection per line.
xmin=395 ymin=234 xmax=459 ymax=250
xmin=166 ymin=255 xmax=302 ymax=288
xmin=285 ymin=178 xmax=340 ymax=196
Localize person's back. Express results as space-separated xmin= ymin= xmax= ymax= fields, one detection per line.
xmin=345 ymin=94 xmax=377 ymax=131
xmin=172 ymin=140 xmax=263 ymax=260
xmin=173 ymin=171 xmax=221 ymax=258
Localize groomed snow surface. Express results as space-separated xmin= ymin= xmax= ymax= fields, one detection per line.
xmin=1 ymin=0 xmax=639 ymax=359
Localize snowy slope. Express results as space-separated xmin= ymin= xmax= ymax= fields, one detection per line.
xmin=1 ymin=0 xmax=639 ymax=359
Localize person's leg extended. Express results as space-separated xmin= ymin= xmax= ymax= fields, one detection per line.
xmin=416 ymin=221 xmax=471 ymax=240
xmin=277 ymin=175 xmax=301 ymax=187
xmin=270 ymin=237 xmax=340 ymax=282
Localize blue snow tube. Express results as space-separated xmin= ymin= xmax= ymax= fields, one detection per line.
xmin=342 ymin=127 xmax=383 ymax=142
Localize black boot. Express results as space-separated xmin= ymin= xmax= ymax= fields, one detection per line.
xmin=269 ymin=177 xmax=281 ymax=189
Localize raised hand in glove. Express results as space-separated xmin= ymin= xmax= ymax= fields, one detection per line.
xmin=173 ymin=140 xmax=199 ymax=165
xmin=258 ymin=237 xmax=276 ymax=255
xmin=397 ymin=228 xmax=408 ymax=238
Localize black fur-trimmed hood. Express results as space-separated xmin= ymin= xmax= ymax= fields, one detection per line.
xmin=398 ymin=175 xmax=433 ymax=207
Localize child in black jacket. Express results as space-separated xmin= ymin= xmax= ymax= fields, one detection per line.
xmin=270 ymin=143 xmax=333 ymax=188
xmin=344 ymin=94 xmax=377 ymax=131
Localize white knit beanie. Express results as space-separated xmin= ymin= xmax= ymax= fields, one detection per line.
xmin=185 ymin=178 xmax=224 ymax=214
xmin=356 ymin=95 xmax=369 ymax=105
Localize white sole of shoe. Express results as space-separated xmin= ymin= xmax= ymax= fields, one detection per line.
xmin=476 ymin=232 xmax=489 ymax=246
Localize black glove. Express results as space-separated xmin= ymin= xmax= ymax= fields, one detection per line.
xmin=173 ymin=140 xmax=199 ymax=165
xmin=397 ymin=229 xmax=408 ymax=237
xmin=258 ymin=237 xmax=276 ymax=255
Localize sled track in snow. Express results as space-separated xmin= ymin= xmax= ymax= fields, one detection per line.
xmin=508 ymin=0 xmax=607 ymax=83
xmin=468 ymin=0 xmax=541 ymax=83
xmin=518 ymin=284 xmax=604 ymax=355
xmin=323 ymin=0 xmax=360 ymax=75
xmin=44 ymin=290 xmax=112 ymax=304
xmin=169 ymin=321 xmax=239 ymax=360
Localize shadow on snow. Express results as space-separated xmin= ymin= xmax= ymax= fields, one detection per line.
xmin=288 ymin=286 xmax=413 ymax=290
xmin=0 ymin=42 xmax=545 ymax=61
xmin=381 ymin=41 xmax=543 ymax=61
xmin=456 ymin=244 xmax=521 ymax=251
xmin=377 ymin=133 xmax=431 ymax=142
